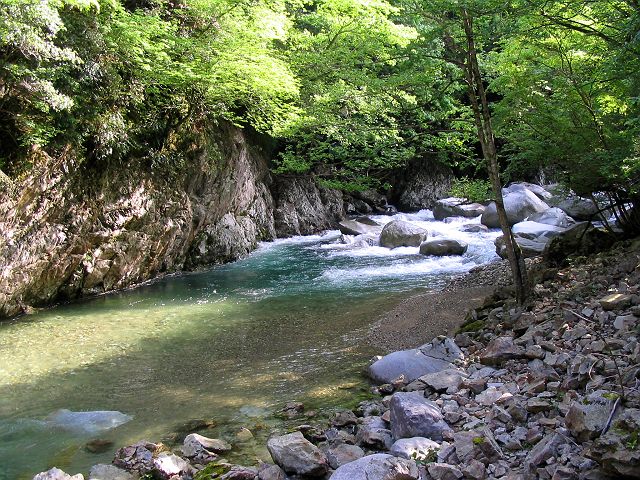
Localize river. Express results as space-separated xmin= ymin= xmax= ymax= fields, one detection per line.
xmin=0 ymin=210 xmax=499 ymax=479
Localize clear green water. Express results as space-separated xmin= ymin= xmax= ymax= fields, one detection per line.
xmin=0 ymin=214 xmax=499 ymax=479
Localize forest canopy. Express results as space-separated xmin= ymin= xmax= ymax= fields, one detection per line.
xmin=0 ymin=0 xmax=638 ymax=199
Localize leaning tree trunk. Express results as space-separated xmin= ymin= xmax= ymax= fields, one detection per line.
xmin=461 ymin=9 xmax=530 ymax=304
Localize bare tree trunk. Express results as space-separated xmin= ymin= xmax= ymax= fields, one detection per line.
xmin=461 ymin=9 xmax=530 ymax=304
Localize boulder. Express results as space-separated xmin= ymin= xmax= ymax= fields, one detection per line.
xmin=390 ymin=437 xmax=441 ymax=461
xmin=555 ymin=195 xmax=600 ymax=220
xmin=325 ymin=443 xmax=365 ymax=469
xmin=506 ymin=182 xmax=553 ymax=201
xmin=433 ymin=198 xmax=485 ymax=220
xmin=511 ymin=221 xmax=567 ymax=239
xmin=182 ymin=433 xmax=231 ymax=462
xmin=330 ymin=453 xmax=419 ymax=480
xmin=419 ymin=239 xmax=468 ymax=256
xmin=152 ymin=453 xmax=194 ymax=480
xmin=565 ymin=400 xmax=612 ymax=442
xmin=113 ymin=441 xmax=162 ymax=474
xmin=419 ymin=337 xmax=464 ymax=362
xmin=266 ymin=432 xmax=329 ymax=477
xmin=427 ymin=463 xmax=463 ymax=480
xmin=419 ymin=369 xmax=467 ymax=393
xmin=527 ymin=207 xmax=574 ymax=227
xmin=33 ymin=468 xmax=84 ymax=480
xmin=338 ymin=219 xmax=382 ymax=236
xmin=369 ymin=349 xmax=454 ymax=384
xmin=88 ymin=465 xmax=133 ymax=480
xmin=481 ymin=189 xmax=549 ymax=227
xmin=389 ymin=391 xmax=452 ymax=441
xmin=544 ymin=222 xmax=616 ymax=266
xmin=480 ymin=336 xmax=526 ymax=365
xmin=379 ymin=220 xmax=428 ymax=248
xmin=494 ymin=234 xmax=547 ymax=259
xmin=355 ymin=416 xmax=394 ymax=450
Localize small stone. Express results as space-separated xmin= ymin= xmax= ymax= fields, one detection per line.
xmin=599 ymin=293 xmax=632 ymax=311
xmin=267 ymin=432 xmax=328 ymax=477
xmin=235 ymin=428 xmax=254 ymax=442
xmin=258 ymin=464 xmax=286 ymax=480
xmin=476 ymin=387 xmax=512 ymax=406
xmin=461 ymin=459 xmax=486 ymax=480
xmin=33 ymin=468 xmax=84 ymax=480
xmin=389 ymin=437 xmax=440 ymax=461
xmin=330 ymin=453 xmax=419 ymax=480
xmin=152 ymin=453 xmax=193 ymax=480
xmin=332 ymin=410 xmax=358 ymax=427
xmin=614 ymin=315 xmax=637 ymax=330
xmin=325 ymin=444 xmax=365 ymax=469
xmin=480 ymin=336 xmax=526 ymax=366
xmin=220 ymin=466 xmax=258 ymax=480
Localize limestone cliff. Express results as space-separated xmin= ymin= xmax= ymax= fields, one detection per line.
xmin=0 ymin=121 xmax=344 ymax=318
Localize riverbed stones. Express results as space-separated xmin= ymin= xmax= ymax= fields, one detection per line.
xmin=419 ymin=239 xmax=468 ymax=256
xmin=33 ymin=468 xmax=84 ymax=480
xmin=330 ymin=453 xmax=419 ymax=480
xmin=564 ymin=400 xmax=612 ymax=442
xmin=390 ymin=437 xmax=441 ymax=460
xmin=113 ymin=441 xmax=162 ymax=474
xmin=419 ymin=369 xmax=467 ymax=393
xmin=427 ymin=463 xmax=463 ymax=480
xmin=88 ymin=465 xmax=133 ymax=480
xmin=266 ymin=431 xmax=329 ymax=477
xmin=369 ymin=348 xmax=453 ymax=384
xmin=379 ymin=220 xmax=428 ymax=248
xmin=389 ymin=391 xmax=452 ymax=441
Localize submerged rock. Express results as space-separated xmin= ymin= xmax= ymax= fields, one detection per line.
xmin=88 ymin=464 xmax=133 ymax=480
xmin=45 ymin=409 xmax=132 ymax=434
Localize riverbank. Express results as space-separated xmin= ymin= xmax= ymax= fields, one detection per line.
xmin=34 ymin=235 xmax=640 ymax=480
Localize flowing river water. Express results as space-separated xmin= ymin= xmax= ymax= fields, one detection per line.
xmin=0 ymin=211 xmax=500 ymax=479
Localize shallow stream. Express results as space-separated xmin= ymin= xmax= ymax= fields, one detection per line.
xmin=0 ymin=211 xmax=499 ymax=479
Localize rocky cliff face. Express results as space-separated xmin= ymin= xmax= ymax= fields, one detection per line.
xmin=388 ymin=157 xmax=454 ymax=211
xmin=0 ymin=121 xmax=344 ymax=318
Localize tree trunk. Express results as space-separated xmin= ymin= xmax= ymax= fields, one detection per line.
xmin=461 ymin=9 xmax=530 ymax=304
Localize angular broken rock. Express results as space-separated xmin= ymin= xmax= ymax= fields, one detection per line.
xmin=390 ymin=391 xmax=452 ymax=441
xmin=419 ymin=337 xmax=464 ymax=362
xmin=113 ymin=441 xmax=162 ymax=474
xmin=524 ymin=433 xmax=567 ymax=472
xmin=33 ymin=468 xmax=84 ymax=480
xmin=182 ymin=433 xmax=231 ymax=461
xmin=330 ymin=453 xmax=419 ymax=480
xmin=427 ymin=462 xmax=463 ymax=480
xmin=565 ymin=400 xmax=612 ymax=442
xmin=389 ymin=437 xmax=441 ymax=461
xmin=454 ymin=429 xmax=503 ymax=465
xmin=599 ymin=293 xmax=633 ymax=311
xmin=220 ymin=466 xmax=258 ymax=480
xmin=480 ymin=336 xmax=526 ymax=366
xmin=267 ymin=431 xmax=329 ymax=477
xmin=325 ymin=443 xmax=365 ymax=469
xmin=152 ymin=453 xmax=194 ymax=480
xmin=355 ymin=416 xmax=394 ymax=450
xmin=419 ymin=369 xmax=467 ymax=393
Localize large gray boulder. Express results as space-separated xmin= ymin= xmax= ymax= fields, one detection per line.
xmin=419 ymin=239 xmax=468 ymax=256
xmin=433 ymin=198 xmax=485 ymax=220
xmin=511 ymin=220 xmax=567 ymax=239
xmin=369 ymin=349 xmax=453 ymax=384
xmin=379 ymin=220 xmax=428 ymax=248
xmin=267 ymin=432 xmax=329 ymax=477
xmin=555 ymin=195 xmax=600 ymax=220
xmin=389 ymin=392 xmax=452 ymax=441
xmin=330 ymin=453 xmax=419 ymax=480
xmin=495 ymin=234 xmax=548 ymax=259
xmin=481 ymin=189 xmax=549 ymax=227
